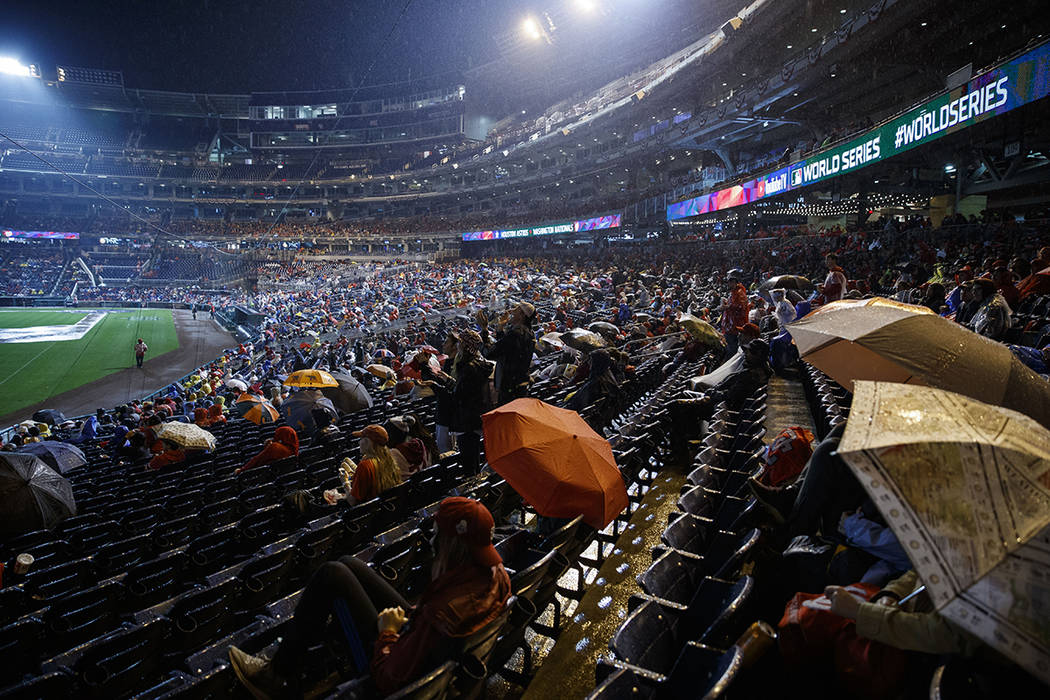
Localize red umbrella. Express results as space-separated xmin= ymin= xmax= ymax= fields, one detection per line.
xmin=482 ymin=398 xmax=627 ymax=528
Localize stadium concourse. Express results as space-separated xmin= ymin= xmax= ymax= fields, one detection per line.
xmin=3 ymin=0 xmax=1050 ymax=697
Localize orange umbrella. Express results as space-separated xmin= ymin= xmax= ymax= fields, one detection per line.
xmin=283 ymin=369 xmax=339 ymax=388
xmin=235 ymin=393 xmax=279 ymax=425
xmin=482 ymin=398 xmax=627 ymax=528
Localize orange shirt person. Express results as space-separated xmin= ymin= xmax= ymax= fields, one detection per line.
xmin=236 ymin=426 xmax=299 ymax=474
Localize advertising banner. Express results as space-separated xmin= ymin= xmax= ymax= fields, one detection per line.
xmin=669 ymin=40 xmax=1050 ymax=221
xmin=1 ymin=230 xmax=80 ymax=240
xmin=462 ymin=213 xmax=620 ymax=241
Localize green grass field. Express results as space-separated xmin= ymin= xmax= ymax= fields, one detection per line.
xmin=0 ymin=309 xmax=178 ymax=417
xmin=0 ymin=311 xmax=86 ymax=328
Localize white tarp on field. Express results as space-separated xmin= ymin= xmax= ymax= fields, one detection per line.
xmin=0 ymin=311 xmax=108 ymax=344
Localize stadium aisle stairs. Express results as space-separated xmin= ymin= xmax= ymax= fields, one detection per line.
xmin=762 ymin=375 xmax=817 ymax=444
xmin=518 ymin=467 xmax=687 ymax=698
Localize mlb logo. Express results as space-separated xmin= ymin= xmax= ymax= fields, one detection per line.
xmin=790 ymin=168 xmax=803 ymax=187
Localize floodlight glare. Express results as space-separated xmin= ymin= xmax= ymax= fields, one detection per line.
xmin=523 ymin=16 xmax=542 ymax=40
xmin=576 ymin=0 xmax=598 ymax=12
xmin=0 ymin=57 xmax=32 ymax=77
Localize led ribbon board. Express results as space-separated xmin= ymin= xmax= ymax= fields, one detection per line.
xmin=462 ymin=212 xmax=621 ymax=241
xmin=2 ymin=230 xmax=80 ymax=240
xmin=668 ymin=40 xmax=1050 ymax=221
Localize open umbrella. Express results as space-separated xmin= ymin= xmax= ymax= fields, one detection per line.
xmin=321 ymin=371 xmax=374 ymax=413
xmin=366 ymin=364 xmax=396 ymax=380
xmin=234 ymin=394 xmax=280 ymax=426
xmin=281 ymin=390 xmax=338 ymax=434
xmin=482 ymin=398 xmax=627 ymax=528
xmin=283 ymin=369 xmax=340 ymax=388
xmin=838 ymin=381 xmax=1050 ymax=685
xmin=32 ymin=409 xmax=67 ymax=427
xmin=225 ymin=378 xmax=248 ymax=392
xmin=678 ymin=313 xmax=724 ymax=349
xmin=17 ymin=441 xmax=87 ymax=474
xmin=588 ymin=321 xmax=620 ymax=339
xmin=538 ymin=332 xmax=568 ymax=351
xmin=155 ymin=422 xmax=217 ymax=451
xmin=758 ymin=274 xmax=814 ymax=301
xmin=560 ymin=329 xmax=607 ymax=353
xmin=787 ymin=296 xmax=1050 ymax=428
xmin=0 ymin=453 xmax=76 ymax=537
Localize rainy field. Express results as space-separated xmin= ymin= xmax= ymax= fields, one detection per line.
xmin=0 ymin=308 xmax=178 ymax=417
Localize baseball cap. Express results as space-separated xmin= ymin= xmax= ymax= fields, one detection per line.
xmin=435 ymin=497 xmax=502 ymax=568
xmin=352 ymin=424 xmax=389 ymax=446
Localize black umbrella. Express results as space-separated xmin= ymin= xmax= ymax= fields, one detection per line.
xmin=17 ymin=441 xmax=88 ymax=474
xmin=321 ymin=372 xmax=374 ymax=413
xmin=280 ymin=390 xmax=338 ymax=434
xmin=0 ymin=453 xmax=76 ymax=537
xmin=32 ymin=409 xmax=67 ymax=427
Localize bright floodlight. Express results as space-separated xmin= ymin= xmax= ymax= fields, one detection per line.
xmin=576 ymin=0 xmax=598 ymax=12
xmin=0 ymin=57 xmax=32 ymax=77
xmin=523 ymin=16 xmax=542 ymax=40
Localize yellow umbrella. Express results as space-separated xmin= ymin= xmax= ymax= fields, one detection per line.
xmin=839 ymin=381 xmax=1050 ymax=684
xmin=155 ymin=422 xmax=216 ymax=451
xmin=678 ymin=313 xmax=724 ymax=348
xmin=787 ymin=296 xmax=1050 ymax=428
xmin=283 ymin=369 xmax=339 ymax=388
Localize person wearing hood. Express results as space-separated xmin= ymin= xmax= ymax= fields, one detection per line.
xmin=228 ymin=497 xmax=510 ymax=698
xmin=237 ymin=426 xmax=300 ymax=474
xmin=969 ymin=277 xmax=1012 ymax=340
xmin=384 ymin=416 xmax=429 ymax=478
xmin=207 ymin=404 xmax=226 ymax=428
xmin=719 ymin=269 xmax=751 ymax=357
xmin=769 ymin=288 xmax=797 ymax=331
xmin=822 ymin=254 xmax=847 ymax=302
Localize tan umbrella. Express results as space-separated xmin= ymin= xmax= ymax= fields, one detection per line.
xmin=156 ymin=421 xmax=217 ymax=451
xmin=838 ymin=381 xmax=1050 ymax=685
xmin=678 ymin=313 xmax=724 ymax=348
xmin=787 ymin=296 xmax=1050 ymax=428
xmin=560 ymin=329 xmax=607 ymax=353
xmin=366 ymin=364 xmax=396 ymax=380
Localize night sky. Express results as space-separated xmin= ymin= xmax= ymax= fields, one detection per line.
xmin=0 ymin=0 xmax=718 ymax=95
xmin=0 ymin=0 xmax=519 ymax=92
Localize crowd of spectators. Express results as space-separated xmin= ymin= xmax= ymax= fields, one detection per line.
xmin=0 ymin=247 xmax=66 ymax=296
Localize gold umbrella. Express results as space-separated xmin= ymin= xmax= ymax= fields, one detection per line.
xmin=283 ymin=369 xmax=340 ymax=388
xmin=156 ymin=421 xmax=217 ymax=451
xmin=838 ymin=381 xmax=1050 ymax=684
xmin=787 ymin=296 xmax=1050 ymax=428
xmin=678 ymin=313 xmax=724 ymax=348
xmin=366 ymin=364 xmax=396 ymax=380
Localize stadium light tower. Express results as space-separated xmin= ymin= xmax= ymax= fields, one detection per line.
xmin=0 ymin=57 xmax=36 ymax=77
